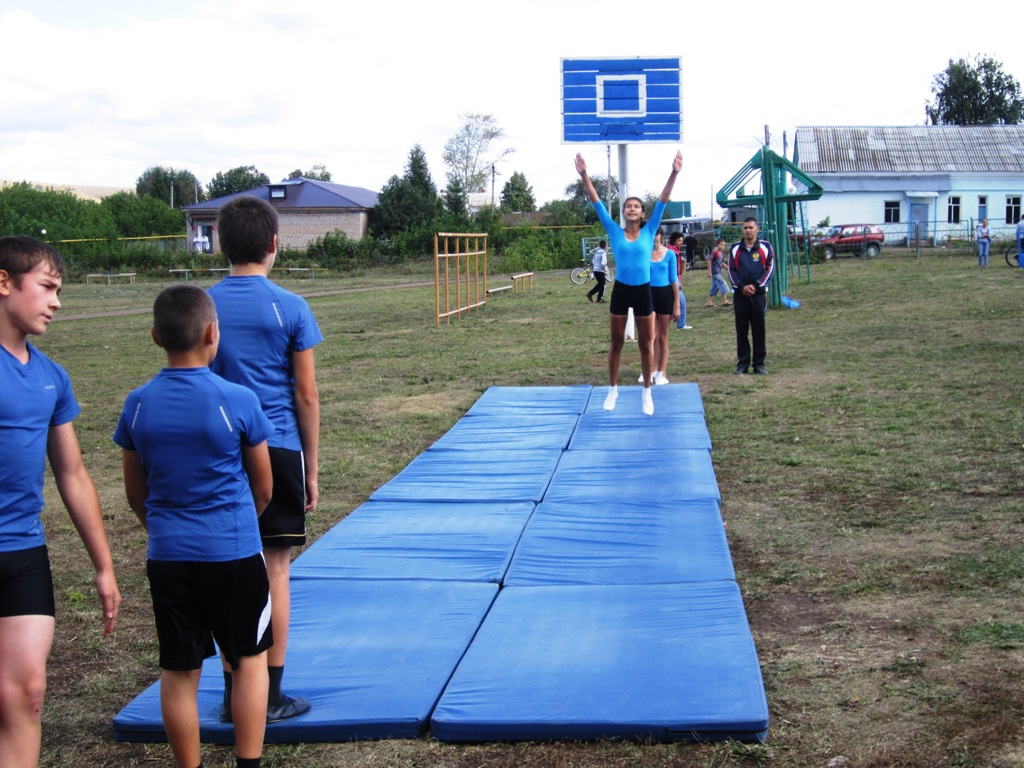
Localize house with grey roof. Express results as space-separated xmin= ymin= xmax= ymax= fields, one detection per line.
xmin=183 ymin=177 xmax=378 ymax=253
xmin=793 ymin=125 xmax=1024 ymax=243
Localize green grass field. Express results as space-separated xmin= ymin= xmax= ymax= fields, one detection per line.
xmin=34 ymin=252 xmax=1024 ymax=767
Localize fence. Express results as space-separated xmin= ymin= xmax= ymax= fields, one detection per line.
xmin=434 ymin=232 xmax=488 ymax=326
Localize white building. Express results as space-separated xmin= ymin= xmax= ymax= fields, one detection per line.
xmin=793 ymin=125 xmax=1024 ymax=244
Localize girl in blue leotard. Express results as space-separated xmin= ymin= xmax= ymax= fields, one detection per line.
xmin=575 ymin=150 xmax=682 ymax=415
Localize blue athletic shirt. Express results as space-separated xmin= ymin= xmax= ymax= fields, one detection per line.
xmin=113 ymin=367 xmax=273 ymax=562
xmin=207 ymin=276 xmax=323 ymax=451
xmin=649 ymin=251 xmax=679 ymax=288
xmin=592 ymin=200 xmax=667 ymax=286
xmin=0 ymin=343 xmax=79 ymax=552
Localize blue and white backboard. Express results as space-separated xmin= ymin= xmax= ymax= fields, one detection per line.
xmin=561 ymin=57 xmax=681 ymax=144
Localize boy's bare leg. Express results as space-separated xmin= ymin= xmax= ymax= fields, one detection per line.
xmin=232 ymin=652 xmax=268 ymax=761
xmin=264 ymin=548 xmax=291 ymax=671
xmin=160 ymin=668 xmax=202 ymax=768
xmin=0 ymin=616 xmax=53 ymax=768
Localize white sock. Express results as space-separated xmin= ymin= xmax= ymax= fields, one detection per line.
xmin=603 ymin=385 xmax=618 ymax=411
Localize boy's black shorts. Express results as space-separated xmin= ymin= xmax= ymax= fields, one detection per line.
xmin=260 ymin=447 xmax=307 ymax=548
xmin=147 ymin=553 xmax=273 ymax=670
xmin=0 ymin=545 xmax=55 ymax=618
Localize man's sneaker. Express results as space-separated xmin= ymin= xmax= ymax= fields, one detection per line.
xmin=267 ymin=694 xmax=311 ymax=723
xmin=734 ymin=365 xmax=748 ymax=375
xmin=641 ymin=388 xmax=654 ymax=416
xmin=654 ymin=373 xmax=670 ymax=385
xmin=681 ymin=325 xmax=693 ymax=330
xmin=753 ymin=365 xmax=768 ymax=375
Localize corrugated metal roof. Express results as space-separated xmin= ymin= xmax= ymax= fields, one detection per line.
xmin=183 ymin=177 xmax=378 ymax=213
xmin=794 ymin=126 xmax=1024 ymax=174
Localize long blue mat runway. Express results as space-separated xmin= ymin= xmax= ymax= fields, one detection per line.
xmin=113 ymin=383 xmax=768 ymax=744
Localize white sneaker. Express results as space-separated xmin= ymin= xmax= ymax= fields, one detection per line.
xmin=603 ymin=386 xmax=618 ymax=411
xmin=641 ymin=387 xmax=654 ymax=416
xmin=654 ymin=373 xmax=670 ymax=385
xmin=681 ymin=325 xmax=693 ymax=330
xmin=637 ymin=373 xmax=645 ymax=383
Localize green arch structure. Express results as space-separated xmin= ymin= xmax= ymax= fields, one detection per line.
xmin=716 ymin=147 xmax=823 ymax=307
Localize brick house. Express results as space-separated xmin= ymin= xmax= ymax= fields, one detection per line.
xmin=183 ymin=177 xmax=378 ymax=253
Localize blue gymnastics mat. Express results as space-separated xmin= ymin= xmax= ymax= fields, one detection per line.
xmin=567 ymin=410 xmax=712 ymax=452
xmin=428 ymin=413 xmax=580 ymax=452
xmin=465 ymin=384 xmax=592 ymax=416
xmin=290 ymin=501 xmax=535 ymax=583
xmin=369 ymin=448 xmax=562 ymax=503
xmin=544 ymin=448 xmax=721 ymax=505
xmin=113 ymin=579 xmax=498 ymax=743
xmin=431 ymin=582 xmax=769 ymax=742
xmin=503 ymin=498 xmax=733 ymax=586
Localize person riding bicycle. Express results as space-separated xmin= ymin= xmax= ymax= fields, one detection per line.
xmin=587 ymin=240 xmax=608 ymax=303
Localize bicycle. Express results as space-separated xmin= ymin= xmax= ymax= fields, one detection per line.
xmin=1004 ymin=242 xmax=1023 ymax=267
xmin=570 ymin=261 xmax=615 ymax=285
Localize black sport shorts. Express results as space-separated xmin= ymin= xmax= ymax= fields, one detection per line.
xmin=0 ymin=545 xmax=55 ymax=618
xmin=651 ymin=284 xmax=675 ymax=316
xmin=260 ymin=447 xmax=307 ymax=548
xmin=608 ymin=281 xmax=654 ymax=317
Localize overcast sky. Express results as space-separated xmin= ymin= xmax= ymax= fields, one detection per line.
xmin=2 ymin=0 xmax=1022 ymax=217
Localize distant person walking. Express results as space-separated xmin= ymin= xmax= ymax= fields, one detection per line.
xmin=575 ymin=150 xmax=682 ymax=415
xmin=728 ymin=217 xmax=775 ymax=375
xmin=667 ymin=232 xmax=691 ymax=330
xmin=586 ymin=240 xmax=608 ymax=303
xmin=705 ymin=239 xmax=733 ymax=307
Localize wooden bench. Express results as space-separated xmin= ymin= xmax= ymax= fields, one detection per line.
xmin=169 ymin=268 xmax=229 ymax=283
xmin=486 ymin=285 xmax=513 ymax=296
xmin=512 ymin=272 xmax=534 ymax=292
xmin=86 ymin=272 xmax=136 ymax=285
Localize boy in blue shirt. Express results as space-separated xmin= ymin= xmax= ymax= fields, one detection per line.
xmin=0 ymin=235 xmax=120 ymax=767
xmin=114 ymin=285 xmax=274 ymax=768
xmin=207 ymin=195 xmax=322 ymax=722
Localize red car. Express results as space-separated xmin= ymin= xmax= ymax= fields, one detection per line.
xmin=812 ymin=224 xmax=885 ymax=259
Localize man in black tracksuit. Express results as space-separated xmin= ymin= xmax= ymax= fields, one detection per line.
xmin=728 ymin=218 xmax=775 ymax=375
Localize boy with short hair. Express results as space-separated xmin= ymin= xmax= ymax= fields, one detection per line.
xmin=208 ymin=196 xmax=322 ymax=722
xmin=0 ymin=235 xmax=121 ymax=768
xmin=114 ymin=284 xmax=274 ymax=768
xmin=706 ymin=238 xmax=733 ymax=308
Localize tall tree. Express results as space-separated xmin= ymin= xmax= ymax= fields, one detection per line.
xmin=564 ymin=174 xmax=619 ymax=222
xmin=286 ymin=163 xmax=332 ymax=181
xmin=442 ymin=113 xmax=514 ymax=194
xmin=207 ymin=165 xmax=271 ymax=199
xmin=443 ymin=173 xmax=468 ymax=218
xmin=500 ymin=171 xmax=536 ymax=213
xmin=136 ymin=166 xmax=203 ymax=208
xmin=926 ymin=55 xmax=1024 ymax=125
xmin=371 ymin=145 xmax=443 ymax=238
xmin=101 ymin=191 xmax=184 ymax=237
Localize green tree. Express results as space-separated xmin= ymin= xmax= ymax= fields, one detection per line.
xmin=207 ymin=165 xmax=271 ymax=199
xmin=286 ymin=163 xmax=332 ymax=181
xmin=442 ymin=113 xmax=514 ymax=194
xmin=563 ymin=174 xmax=619 ymax=223
xmin=101 ymin=191 xmax=184 ymax=237
xmin=0 ymin=183 xmax=118 ymax=242
xmin=539 ymin=199 xmax=587 ymax=227
xmin=136 ymin=166 xmax=203 ymax=208
xmin=926 ymin=55 xmax=1024 ymax=125
xmin=443 ymin=173 xmax=469 ymax=219
xmin=500 ymin=171 xmax=536 ymax=213
xmin=371 ymin=145 xmax=443 ymax=238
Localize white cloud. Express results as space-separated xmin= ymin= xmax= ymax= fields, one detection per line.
xmin=1 ymin=0 xmax=1022 ymax=214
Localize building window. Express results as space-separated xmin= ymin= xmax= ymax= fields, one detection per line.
xmin=1006 ymin=195 xmax=1021 ymax=224
xmin=884 ymin=201 xmax=900 ymax=223
xmin=978 ymin=195 xmax=987 ymax=221
xmin=947 ymin=196 xmax=960 ymax=224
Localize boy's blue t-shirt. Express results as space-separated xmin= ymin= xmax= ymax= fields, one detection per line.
xmin=207 ymin=276 xmax=323 ymax=452
xmin=0 ymin=343 xmax=80 ymax=552
xmin=113 ymin=367 xmax=273 ymax=562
